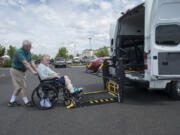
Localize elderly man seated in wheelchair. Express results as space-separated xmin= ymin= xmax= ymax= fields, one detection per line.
xmin=36 ymin=54 xmax=83 ymax=108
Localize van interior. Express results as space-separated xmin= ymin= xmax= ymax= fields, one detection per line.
xmin=116 ymin=4 xmax=145 ymax=73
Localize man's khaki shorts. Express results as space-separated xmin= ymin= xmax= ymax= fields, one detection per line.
xmin=10 ymin=68 xmax=26 ymax=91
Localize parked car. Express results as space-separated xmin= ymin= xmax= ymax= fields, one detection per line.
xmin=86 ymin=58 xmax=104 ymax=72
xmin=0 ymin=58 xmax=3 ymax=67
xmin=73 ymin=57 xmax=81 ymax=63
xmin=66 ymin=59 xmax=72 ymax=64
xmin=50 ymin=59 xmax=54 ymax=64
xmin=55 ymin=57 xmax=66 ymax=68
xmin=2 ymin=55 xmax=10 ymax=60
xmin=34 ymin=60 xmax=40 ymax=65
xmin=87 ymin=58 xmax=95 ymax=63
xmin=80 ymin=58 xmax=86 ymax=63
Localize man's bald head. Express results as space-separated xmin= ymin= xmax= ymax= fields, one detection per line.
xmin=22 ymin=40 xmax=31 ymax=52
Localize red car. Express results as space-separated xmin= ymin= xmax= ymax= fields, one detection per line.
xmin=86 ymin=58 xmax=104 ymax=72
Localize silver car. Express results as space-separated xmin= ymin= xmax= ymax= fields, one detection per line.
xmin=55 ymin=57 xmax=66 ymax=68
xmin=66 ymin=59 xmax=72 ymax=64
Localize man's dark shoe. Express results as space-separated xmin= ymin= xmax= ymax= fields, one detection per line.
xmin=24 ymin=101 xmax=33 ymax=107
xmin=8 ymin=101 xmax=21 ymax=107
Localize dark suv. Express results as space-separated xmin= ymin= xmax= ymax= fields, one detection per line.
xmin=55 ymin=57 xmax=66 ymax=68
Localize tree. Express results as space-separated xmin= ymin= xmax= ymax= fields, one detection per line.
xmin=95 ymin=46 xmax=109 ymax=57
xmin=32 ymin=53 xmax=42 ymax=60
xmin=83 ymin=56 xmax=88 ymax=59
xmin=7 ymin=45 xmax=16 ymax=59
xmin=55 ymin=47 xmax=68 ymax=60
xmin=69 ymin=55 xmax=74 ymax=59
xmin=0 ymin=44 xmax=5 ymax=57
xmin=76 ymin=53 xmax=80 ymax=57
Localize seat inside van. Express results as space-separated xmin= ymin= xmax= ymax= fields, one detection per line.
xmin=116 ymin=4 xmax=145 ymax=73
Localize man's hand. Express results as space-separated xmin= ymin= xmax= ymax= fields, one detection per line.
xmin=56 ymin=74 xmax=61 ymax=79
xmin=31 ymin=61 xmax=37 ymax=71
xmin=32 ymin=71 xmax=37 ymax=75
xmin=22 ymin=61 xmax=37 ymax=75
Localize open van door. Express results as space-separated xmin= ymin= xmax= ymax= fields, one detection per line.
xmin=150 ymin=0 xmax=180 ymax=79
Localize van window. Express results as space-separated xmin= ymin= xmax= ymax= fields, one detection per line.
xmin=156 ymin=25 xmax=180 ymax=45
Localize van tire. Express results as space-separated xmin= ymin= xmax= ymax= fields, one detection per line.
xmin=170 ymin=81 xmax=180 ymax=100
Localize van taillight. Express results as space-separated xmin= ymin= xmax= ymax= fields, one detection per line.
xmin=125 ymin=9 xmax=131 ymax=14
xmin=144 ymin=53 xmax=147 ymax=59
xmin=144 ymin=53 xmax=148 ymax=70
xmin=144 ymin=64 xmax=148 ymax=70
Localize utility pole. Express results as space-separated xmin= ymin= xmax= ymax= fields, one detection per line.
xmin=74 ymin=43 xmax=76 ymax=57
xmin=88 ymin=37 xmax=92 ymax=50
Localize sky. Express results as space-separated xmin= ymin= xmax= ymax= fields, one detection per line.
xmin=0 ymin=0 xmax=143 ymax=57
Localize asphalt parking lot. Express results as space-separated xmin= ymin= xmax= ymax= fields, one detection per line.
xmin=0 ymin=67 xmax=180 ymax=135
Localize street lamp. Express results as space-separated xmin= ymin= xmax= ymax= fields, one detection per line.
xmin=88 ymin=37 xmax=92 ymax=50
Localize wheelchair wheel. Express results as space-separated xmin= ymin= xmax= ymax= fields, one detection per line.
xmin=31 ymin=84 xmax=58 ymax=110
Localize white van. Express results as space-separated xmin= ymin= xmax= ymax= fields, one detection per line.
xmin=110 ymin=0 xmax=180 ymax=99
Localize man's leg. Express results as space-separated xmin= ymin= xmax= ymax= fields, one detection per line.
xmin=9 ymin=89 xmax=21 ymax=103
xmin=9 ymin=68 xmax=32 ymax=107
xmin=8 ymin=88 xmax=22 ymax=107
xmin=8 ymin=68 xmax=22 ymax=106
xmin=64 ymin=75 xmax=74 ymax=93
xmin=64 ymin=75 xmax=83 ymax=94
xmin=21 ymin=88 xmax=29 ymax=104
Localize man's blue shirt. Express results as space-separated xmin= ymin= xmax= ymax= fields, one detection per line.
xmin=11 ymin=48 xmax=32 ymax=72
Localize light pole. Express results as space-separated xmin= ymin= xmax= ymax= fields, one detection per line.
xmin=88 ymin=37 xmax=92 ymax=50
xmin=74 ymin=43 xmax=76 ymax=57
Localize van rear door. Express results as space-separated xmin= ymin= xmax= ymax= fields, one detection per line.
xmin=150 ymin=0 xmax=180 ymax=79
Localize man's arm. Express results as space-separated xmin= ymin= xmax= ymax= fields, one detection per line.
xmin=44 ymin=74 xmax=60 ymax=80
xmin=30 ymin=61 xmax=37 ymax=71
xmin=22 ymin=61 xmax=37 ymax=75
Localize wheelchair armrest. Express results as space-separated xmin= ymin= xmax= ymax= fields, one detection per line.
xmin=40 ymin=78 xmax=58 ymax=84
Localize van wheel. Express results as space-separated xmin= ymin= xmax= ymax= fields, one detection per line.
xmin=170 ymin=81 xmax=180 ymax=100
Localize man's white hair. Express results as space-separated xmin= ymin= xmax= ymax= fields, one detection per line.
xmin=22 ymin=40 xmax=31 ymax=47
xmin=41 ymin=54 xmax=50 ymax=61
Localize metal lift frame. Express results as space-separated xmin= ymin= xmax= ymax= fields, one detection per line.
xmin=66 ymin=58 xmax=125 ymax=109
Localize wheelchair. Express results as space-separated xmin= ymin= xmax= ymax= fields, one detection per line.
xmin=31 ymin=76 xmax=81 ymax=110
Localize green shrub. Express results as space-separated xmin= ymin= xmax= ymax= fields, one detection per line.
xmin=2 ymin=60 xmax=12 ymax=68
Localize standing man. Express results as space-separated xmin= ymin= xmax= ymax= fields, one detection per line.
xmin=8 ymin=40 xmax=37 ymax=107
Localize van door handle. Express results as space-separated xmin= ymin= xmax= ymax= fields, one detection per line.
xmin=162 ymin=61 xmax=168 ymax=65
xmin=153 ymin=56 xmax=157 ymax=59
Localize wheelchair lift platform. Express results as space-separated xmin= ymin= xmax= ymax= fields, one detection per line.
xmin=66 ymin=81 xmax=119 ymax=109
xmin=76 ymin=91 xmax=117 ymax=107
